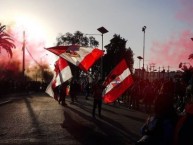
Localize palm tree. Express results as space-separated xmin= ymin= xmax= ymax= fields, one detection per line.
xmin=0 ymin=23 xmax=15 ymax=57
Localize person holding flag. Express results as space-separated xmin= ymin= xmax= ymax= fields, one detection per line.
xmin=92 ymin=79 xmax=105 ymax=118
xmin=58 ymin=81 xmax=69 ymax=106
xmin=92 ymin=56 xmax=134 ymax=118
xmin=45 ymin=57 xmax=72 ymax=106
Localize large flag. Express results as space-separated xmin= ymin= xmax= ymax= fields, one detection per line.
xmin=46 ymin=45 xmax=104 ymax=72
xmin=45 ymin=57 xmax=72 ymax=98
xmin=102 ymin=59 xmax=134 ymax=103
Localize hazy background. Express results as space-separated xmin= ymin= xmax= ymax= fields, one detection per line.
xmin=0 ymin=0 xmax=193 ymax=71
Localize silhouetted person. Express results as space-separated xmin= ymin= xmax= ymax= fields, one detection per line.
xmin=92 ymin=79 xmax=104 ymax=118
xmin=59 ymin=82 xmax=68 ymax=106
xmin=85 ymin=81 xmax=90 ymax=100
xmin=174 ymin=95 xmax=193 ymax=145
xmin=69 ymin=79 xmax=79 ymax=103
xmin=136 ymin=82 xmax=178 ymax=145
xmin=52 ymin=85 xmax=60 ymax=101
xmin=143 ymin=81 xmax=155 ymax=113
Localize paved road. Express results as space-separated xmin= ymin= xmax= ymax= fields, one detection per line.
xmin=0 ymin=92 xmax=147 ymax=145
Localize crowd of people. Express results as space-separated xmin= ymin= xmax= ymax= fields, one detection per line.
xmin=1 ymin=73 xmax=193 ymax=145
xmin=131 ymin=77 xmax=193 ymax=145
xmin=55 ymin=75 xmax=193 ymax=145
xmin=0 ymin=79 xmax=47 ymax=97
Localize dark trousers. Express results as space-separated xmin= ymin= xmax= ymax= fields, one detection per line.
xmin=70 ymin=92 xmax=77 ymax=103
xmin=92 ymin=99 xmax=102 ymax=117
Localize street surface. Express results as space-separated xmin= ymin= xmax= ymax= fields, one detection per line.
xmin=0 ymin=92 xmax=147 ymax=145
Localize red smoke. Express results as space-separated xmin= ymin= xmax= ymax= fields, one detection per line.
xmin=0 ymin=24 xmax=49 ymax=79
xmin=150 ymin=30 xmax=193 ymax=70
xmin=149 ymin=0 xmax=193 ymax=71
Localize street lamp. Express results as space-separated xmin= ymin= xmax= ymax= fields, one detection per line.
xmin=97 ymin=26 xmax=108 ymax=79
xmin=86 ymin=27 xmax=108 ymax=80
xmin=142 ymin=26 xmax=146 ymax=79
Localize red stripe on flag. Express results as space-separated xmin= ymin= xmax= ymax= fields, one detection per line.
xmin=103 ymin=74 xmax=133 ymax=103
xmin=45 ymin=57 xmax=72 ymax=98
xmin=102 ymin=58 xmax=134 ymax=103
xmin=55 ymin=57 xmax=72 ymax=86
xmin=58 ymin=57 xmax=69 ymax=70
xmin=46 ymin=45 xmax=103 ymax=72
xmin=78 ymin=48 xmax=104 ymax=71
xmin=46 ymin=46 xmax=68 ymax=55
xmin=103 ymin=59 xmax=128 ymax=87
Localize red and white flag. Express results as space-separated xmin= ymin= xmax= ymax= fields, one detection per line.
xmin=102 ymin=59 xmax=134 ymax=103
xmin=45 ymin=57 xmax=72 ymax=98
xmin=46 ymin=45 xmax=104 ymax=72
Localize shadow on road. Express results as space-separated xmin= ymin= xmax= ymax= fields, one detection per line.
xmin=61 ymin=105 xmax=137 ymax=145
xmin=24 ymin=97 xmax=45 ymax=138
xmin=76 ymin=103 xmax=140 ymax=141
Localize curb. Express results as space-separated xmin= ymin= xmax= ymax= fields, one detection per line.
xmin=0 ymin=91 xmax=37 ymax=106
xmin=0 ymin=100 xmax=13 ymax=106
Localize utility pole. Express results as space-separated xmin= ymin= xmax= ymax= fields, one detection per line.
xmin=142 ymin=26 xmax=146 ymax=79
xmin=22 ymin=31 xmax=26 ymax=81
xmin=158 ymin=66 xmax=160 ymax=79
xmin=162 ymin=66 xmax=165 ymax=79
xmin=168 ymin=66 xmax=170 ymax=78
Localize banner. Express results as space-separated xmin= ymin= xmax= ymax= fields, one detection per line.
xmin=103 ymin=59 xmax=134 ymax=103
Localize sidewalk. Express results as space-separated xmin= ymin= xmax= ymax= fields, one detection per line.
xmin=0 ymin=91 xmax=39 ymax=105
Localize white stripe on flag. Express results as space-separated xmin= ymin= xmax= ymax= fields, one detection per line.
xmin=46 ymin=45 xmax=103 ymax=72
xmin=55 ymin=65 xmax=72 ymax=87
xmin=102 ymin=58 xmax=134 ymax=103
xmin=45 ymin=73 xmax=56 ymax=98
xmin=45 ymin=57 xmax=72 ymax=98
xmin=105 ymin=67 xmax=131 ymax=94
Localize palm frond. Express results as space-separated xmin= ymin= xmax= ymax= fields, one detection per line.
xmin=0 ymin=24 xmax=15 ymax=57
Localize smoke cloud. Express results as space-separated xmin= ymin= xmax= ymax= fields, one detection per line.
xmin=0 ymin=22 xmax=50 ymax=80
xmin=149 ymin=0 xmax=193 ymax=71
xmin=150 ymin=30 xmax=193 ymax=70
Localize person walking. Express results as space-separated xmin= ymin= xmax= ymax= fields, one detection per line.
xmin=69 ymin=79 xmax=79 ymax=104
xmin=58 ymin=82 xmax=68 ymax=106
xmin=92 ymin=79 xmax=104 ymax=118
xmin=85 ymin=80 xmax=90 ymax=100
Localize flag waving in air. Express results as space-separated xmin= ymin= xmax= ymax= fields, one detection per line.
xmin=46 ymin=45 xmax=104 ymax=72
xmin=45 ymin=57 xmax=72 ymax=98
xmin=102 ymin=59 xmax=134 ymax=103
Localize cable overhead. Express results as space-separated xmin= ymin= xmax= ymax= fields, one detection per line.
xmin=25 ymin=47 xmax=41 ymax=67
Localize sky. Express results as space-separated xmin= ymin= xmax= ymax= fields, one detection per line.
xmin=0 ymin=0 xmax=193 ymax=72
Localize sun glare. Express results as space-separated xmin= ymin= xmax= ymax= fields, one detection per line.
xmin=13 ymin=15 xmax=46 ymax=42
xmin=3 ymin=14 xmax=57 ymax=71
